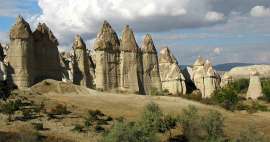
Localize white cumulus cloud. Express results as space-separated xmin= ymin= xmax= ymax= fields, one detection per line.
xmin=33 ymin=0 xmax=226 ymax=46
xmin=250 ymin=6 xmax=270 ymax=17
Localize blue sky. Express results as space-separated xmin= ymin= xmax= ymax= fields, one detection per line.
xmin=1 ymin=0 xmax=270 ymax=65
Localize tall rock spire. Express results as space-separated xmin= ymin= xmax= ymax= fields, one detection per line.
xmin=120 ymin=25 xmax=139 ymax=52
xmin=141 ymin=34 xmax=162 ymax=94
xmin=32 ymin=23 xmax=62 ymax=84
xmin=72 ymin=35 xmax=93 ymax=88
xmin=10 ymin=15 xmax=32 ymax=39
xmin=159 ymin=47 xmax=186 ymax=95
xmin=7 ymin=16 xmax=34 ymax=88
xmin=159 ymin=47 xmax=177 ymax=64
xmin=94 ymin=20 xmax=120 ymax=91
xmin=119 ymin=25 xmax=143 ymax=93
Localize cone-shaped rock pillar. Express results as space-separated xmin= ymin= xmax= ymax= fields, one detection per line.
xmin=159 ymin=47 xmax=186 ymax=95
xmin=119 ymin=25 xmax=143 ymax=93
xmin=94 ymin=21 xmax=120 ymax=91
xmin=141 ymin=34 xmax=162 ymax=94
xmin=73 ymin=35 xmax=93 ymax=88
xmin=32 ymin=23 xmax=62 ymax=83
xmin=7 ymin=16 xmax=34 ymax=88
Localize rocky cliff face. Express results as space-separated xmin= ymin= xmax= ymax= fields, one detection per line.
xmin=119 ymin=25 xmax=143 ymax=93
xmin=33 ymin=23 xmax=62 ymax=84
xmin=159 ymin=47 xmax=186 ymax=95
xmin=94 ymin=21 xmax=120 ymax=91
xmin=141 ymin=34 xmax=162 ymax=94
xmin=191 ymin=57 xmax=220 ymax=98
xmin=7 ymin=16 xmax=34 ymax=88
xmin=73 ymin=35 xmax=93 ymax=88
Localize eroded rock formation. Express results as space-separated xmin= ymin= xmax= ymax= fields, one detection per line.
xmin=0 ymin=43 xmax=7 ymax=81
xmin=33 ymin=23 xmax=62 ymax=83
xmin=222 ymin=65 xmax=270 ymax=80
xmin=246 ymin=70 xmax=263 ymax=100
xmin=72 ymin=35 xmax=93 ymax=88
xmin=94 ymin=21 xmax=120 ymax=91
xmin=191 ymin=57 xmax=220 ymax=98
xmin=159 ymin=47 xmax=186 ymax=95
xmin=141 ymin=34 xmax=162 ymax=94
xmin=119 ymin=25 xmax=143 ymax=93
xmin=7 ymin=16 xmax=34 ymax=88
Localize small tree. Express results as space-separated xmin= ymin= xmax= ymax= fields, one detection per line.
xmin=102 ymin=121 xmax=158 ymax=142
xmin=201 ymin=110 xmax=224 ymax=141
xmin=0 ymin=99 xmax=22 ymax=121
xmin=140 ymin=102 xmax=163 ymax=132
xmin=178 ymin=105 xmax=201 ymax=142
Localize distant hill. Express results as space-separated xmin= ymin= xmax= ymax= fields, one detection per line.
xmin=213 ymin=63 xmax=255 ymax=71
xmin=181 ymin=63 xmax=270 ymax=72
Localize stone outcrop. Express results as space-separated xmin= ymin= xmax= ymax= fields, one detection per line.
xmin=72 ymin=35 xmax=93 ymax=88
xmin=141 ymin=34 xmax=162 ymax=94
xmin=159 ymin=47 xmax=186 ymax=95
xmin=246 ymin=70 xmax=263 ymax=100
xmin=0 ymin=44 xmax=7 ymax=81
xmin=59 ymin=51 xmax=73 ymax=82
xmin=7 ymin=16 xmax=34 ymax=88
xmin=191 ymin=57 xmax=220 ymax=98
xmin=33 ymin=23 xmax=62 ymax=84
xmin=119 ymin=25 xmax=143 ymax=93
xmin=94 ymin=21 xmax=120 ymax=91
xmin=223 ymin=65 xmax=270 ymax=80
xmin=220 ymin=72 xmax=232 ymax=87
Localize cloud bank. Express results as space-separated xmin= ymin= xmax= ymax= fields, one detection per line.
xmin=33 ymin=0 xmax=228 ymax=45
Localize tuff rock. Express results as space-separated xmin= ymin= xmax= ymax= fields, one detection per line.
xmin=141 ymin=34 xmax=162 ymax=94
xmin=72 ymin=35 xmax=93 ymax=88
xmin=33 ymin=23 xmax=62 ymax=84
xmin=191 ymin=57 xmax=220 ymax=98
xmin=159 ymin=47 xmax=186 ymax=95
xmin=94 ymin=21 xmax=120 ymax=91
xmin=246 ymin=70 xmax=263 ymax=100
xmin=119 ymin=25 xmax=143 ymax=93
xmin=7 ymin=16 xmax=34 ymax=88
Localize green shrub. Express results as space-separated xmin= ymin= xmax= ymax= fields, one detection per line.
xmin=101 ymin=121 xmax=158 ymax=142
xmin=178 ymin=105 xmax=202 ymax=142
xmin=229 ymin=79 xmax=249 ymax=94
xmin=140 ymin=102 xmax=163 ymax=132
xmin=261 ymin=79 xmax=270 ymax=101
xmin=0 ymin=99 xmax=23 ymax=121
xmin=201 ymin=110 xmax=225 ymax=141
xmin=212 ymin=87 xmax=239 ymax=111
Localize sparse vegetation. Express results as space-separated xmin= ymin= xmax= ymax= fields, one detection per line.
xmin=0 ymin=99 xmax=23 ymax=121
xmin=237 ymin=124 xmax=269 ymax=142
xmin=261 ymin=79 xmax=270 ymax=101
xmin=149 ymin=88 xmax=170 ymax=96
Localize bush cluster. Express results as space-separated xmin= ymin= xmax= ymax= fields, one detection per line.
xmin=102 ymin=103 xmax=269 ymax=142
xmin=261 ymin=79 xmax=270 ymax=101
xmin=72 ymin=109 xmax=113 ymax=133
